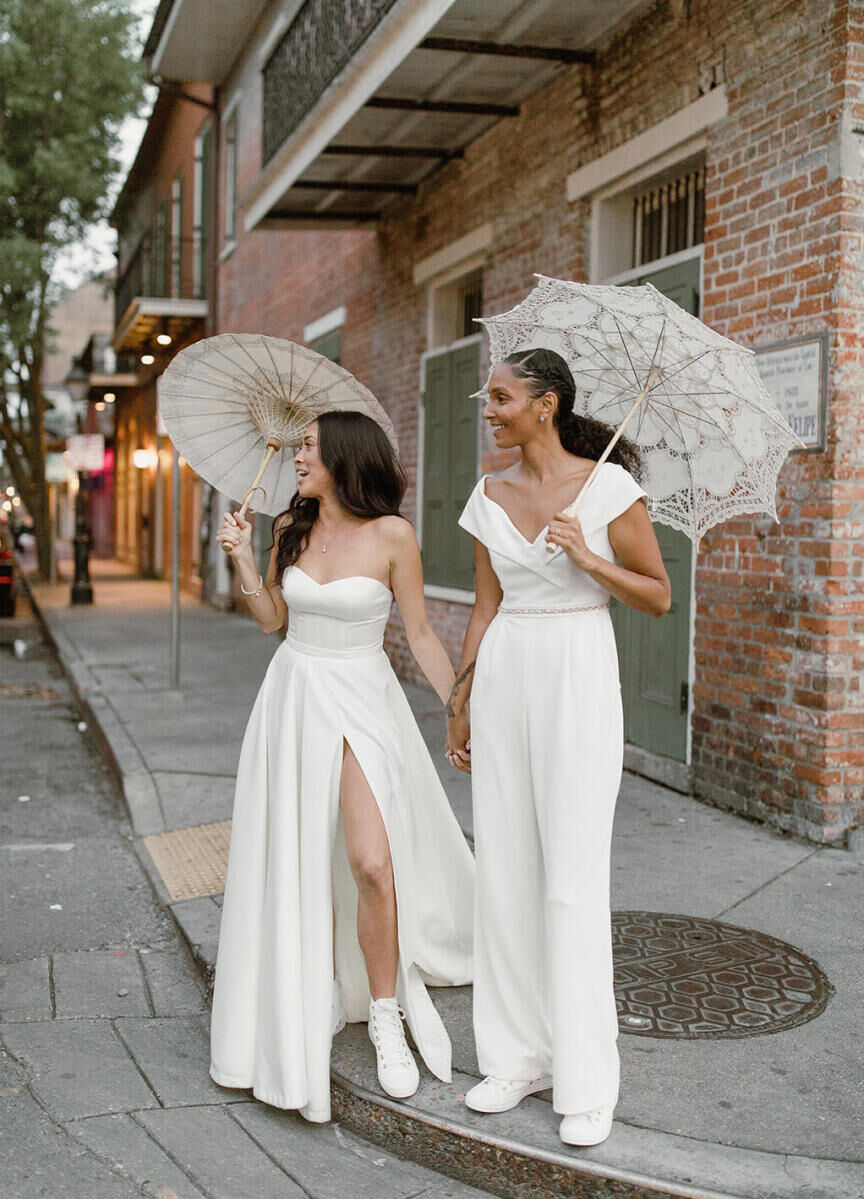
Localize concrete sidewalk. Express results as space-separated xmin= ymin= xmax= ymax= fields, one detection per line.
xmin=24 ymin=561 xmax=864 ymax=1199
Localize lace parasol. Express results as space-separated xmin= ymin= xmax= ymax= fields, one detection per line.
xmin=158 ymin=333 xmax=398 ymax=517
xmin=479 ymin=275 xmax=802 ymax=550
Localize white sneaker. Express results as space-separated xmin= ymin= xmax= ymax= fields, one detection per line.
xmin=559 ymin=1106 xmax=614 ymax=1146
xmin=368 ymin=997 xmax=419 ymax=1099
xmin=464 ymin=1075 xmax=552 ymax=1114
xmin=331 ymin=979 xmax=346 ymax=1038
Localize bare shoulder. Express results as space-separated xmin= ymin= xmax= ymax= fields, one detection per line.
xmin=374 ymin=513 xmax=417 ymax=550
xmin=485 ymin=465 xmax=519 ymax=498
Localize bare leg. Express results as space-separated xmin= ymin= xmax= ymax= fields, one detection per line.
xmin=339 ymin=740 xmax=398 ymax=998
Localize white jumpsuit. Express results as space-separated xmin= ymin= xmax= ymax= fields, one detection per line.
xmin=458 ymin=462 xmax=645 ymax=1115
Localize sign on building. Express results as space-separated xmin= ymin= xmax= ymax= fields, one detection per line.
xmin=66 ymin=434 xmax=106 ymax=472
xmin=755 ymin=333 xmax=828 ymax=450
xmin=44 ymin=452 xmax=71 ymax=483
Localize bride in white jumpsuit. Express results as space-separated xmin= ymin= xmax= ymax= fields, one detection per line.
xmin=445 ymin=348 xmax=670 ymax=1147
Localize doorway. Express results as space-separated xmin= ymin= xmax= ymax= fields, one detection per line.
xmin=610 ymin=255 xmax=698 ymax=768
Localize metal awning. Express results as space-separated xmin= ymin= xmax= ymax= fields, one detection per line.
xmin=113 ymin=297 xmax=208 ymax=355
xmin=245 ymin=0 xmax=654 ymax=230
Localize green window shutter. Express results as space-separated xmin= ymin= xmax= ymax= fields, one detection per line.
xmin=153 ymin=198 xmax=170 ymax=296
xmin=421 ymin=342 xmax=479 ymax=590
xmin=309 ymin=328 xmax=341 ymax=363
xmin=421 ymin=353 xmax=451 ymax=587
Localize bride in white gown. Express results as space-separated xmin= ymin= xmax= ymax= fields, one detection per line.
xmin=211 ymin=410 xmax=473 ymax=1123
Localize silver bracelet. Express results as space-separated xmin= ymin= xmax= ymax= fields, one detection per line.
xmin=239 ymin=573 xmax=264 ymax=597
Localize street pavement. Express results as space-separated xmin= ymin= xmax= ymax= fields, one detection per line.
xmin=0 ymin=587 xmax=496 ymax=1199
xmin=9 ymin=557 xmax=864 ymax=1198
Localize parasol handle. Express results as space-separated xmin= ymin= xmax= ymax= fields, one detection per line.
xmin=238 ymin=437 xmax=284 ymax=520
xmin=546 ymin=367 xmax=659 ymax=555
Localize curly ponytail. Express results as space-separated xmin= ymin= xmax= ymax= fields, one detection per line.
xmin=503 ymin=348 xmax=643 ymax=481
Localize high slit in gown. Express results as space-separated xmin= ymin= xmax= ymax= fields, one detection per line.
xmin=209 ymin=565 xmax=474 ymax=1123
xmin=458 ymin=462 xmax=646 ymax=1116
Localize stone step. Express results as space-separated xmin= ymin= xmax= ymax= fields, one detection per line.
xmin=330 ymin=1025 xmax=864 ymax=1199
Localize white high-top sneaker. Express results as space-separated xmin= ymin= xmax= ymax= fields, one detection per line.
xmin=559 ymin=1106 xmax=614 ymax=1146
xmin=368 ymin=997 xmax=419 ymax=1099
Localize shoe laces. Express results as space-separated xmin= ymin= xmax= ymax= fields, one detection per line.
xmin=486 ymin=1076 xmax=543 ymax=1091
xmin=371 ymin=1004 xmax=411 ymax=1065
xmin=568 ymin=1108 xmax=607 ymax=1125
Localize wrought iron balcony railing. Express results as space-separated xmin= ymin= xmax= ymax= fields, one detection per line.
xmin=262 ymin=0 xmax=400 ymax=164
xmin=114 ymin=232 xmax=206 ymax=330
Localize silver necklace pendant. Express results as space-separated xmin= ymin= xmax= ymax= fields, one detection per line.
xmin=321 ymin=543 xmax=327 ymax=553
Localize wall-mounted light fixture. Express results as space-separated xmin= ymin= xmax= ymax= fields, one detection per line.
xmin=132 ymin=448 xmax=157 ymax=470
xmin=95 ymin=401 xmax=106 ymax=412
xmin=104 ymin=392 xmax=116 ymax=403
xmin=156 ymin=332 xmax=173 ymax=346
xmin=141 ymin=353 xmax=155 ymax=366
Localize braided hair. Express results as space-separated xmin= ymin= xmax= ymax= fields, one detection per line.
xmin=503 ymin=348 xmax=643 ymax=481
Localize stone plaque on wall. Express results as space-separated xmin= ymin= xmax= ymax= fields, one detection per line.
xmin=754 ymin=333 xmax=828 ymax=451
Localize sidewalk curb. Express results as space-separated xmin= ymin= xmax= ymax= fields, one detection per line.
xmin=328 ymin=1036 xmax=864 ymax=1199
xmin=21 ymin=574 xmax=165 ymax=837
xmin=22 ymin=572 xmax=223 ymax=996
xmin=330 ymin=1071 xmax=736 ymax=1199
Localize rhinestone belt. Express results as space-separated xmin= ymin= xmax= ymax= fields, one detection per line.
xmin=497 ymin=601 xmax=610 ymax=616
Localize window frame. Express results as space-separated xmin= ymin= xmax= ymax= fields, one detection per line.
xmin=223 ymin=110 xmax=239 ymax=249
xmin=193 ymin=122 xmax=213 ymax=299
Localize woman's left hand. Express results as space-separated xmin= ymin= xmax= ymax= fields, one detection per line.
xmin=546 ymin=511 xmax=595 ymax=570
xmin=445 ymin=713 xmax=472 ymax=774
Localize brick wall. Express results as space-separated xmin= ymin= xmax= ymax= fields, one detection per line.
xmin=691 ymin=0 xmax=862 ymax=841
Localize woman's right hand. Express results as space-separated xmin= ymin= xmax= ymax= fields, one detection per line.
xmin=215 ymin=511 xmax=253 ymax=558
xmin=446 ymin=713 xmax=472 ymax=774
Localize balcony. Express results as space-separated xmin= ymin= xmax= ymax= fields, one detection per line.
xmin=247 ymin=0 xmax=655 ymax=231
xmin=113 ymin=232 xmax=208 ymax=354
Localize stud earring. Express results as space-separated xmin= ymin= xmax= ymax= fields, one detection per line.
xmin=539 ymin=415 xmax=546 ymax=422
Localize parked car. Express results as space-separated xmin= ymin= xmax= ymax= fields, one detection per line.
xmin=0 ymin=525 xmax=16 ymax=617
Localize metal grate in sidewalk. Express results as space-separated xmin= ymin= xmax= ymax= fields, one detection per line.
xmin=144 ymin=820 xmax=231 ymax=901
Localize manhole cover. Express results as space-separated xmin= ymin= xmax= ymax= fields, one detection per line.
xmin=612 ymin=911 xmax=831 ymax=1039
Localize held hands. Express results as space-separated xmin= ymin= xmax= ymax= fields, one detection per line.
xmin=215 ymin=511 xmax=253 ymax=559
xmin=445 ymin=713 xmax=471 ymax=775
xmin=546 ymin=511 xmax=594 ymax=570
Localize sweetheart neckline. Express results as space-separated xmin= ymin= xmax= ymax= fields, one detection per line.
xmin=288 ymin=565 xmax=393 ymax=596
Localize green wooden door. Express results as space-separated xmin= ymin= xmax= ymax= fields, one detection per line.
xmin=611 ymin=257 xmax=697 ymax=762
xmin=421 ymin=341 xmax=480 ymax=590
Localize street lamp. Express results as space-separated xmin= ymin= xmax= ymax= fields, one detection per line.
xmin=65 ymin=362 xmax=93 ymax=605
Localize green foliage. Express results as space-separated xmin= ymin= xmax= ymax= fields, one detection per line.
xmin=0 ymin=0 xmax=144 ymax=245
xmin=0 ymin=0 xmax=144 ymax=574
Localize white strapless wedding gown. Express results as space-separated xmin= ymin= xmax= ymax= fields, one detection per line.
xmin=209 ymin=565 xmax=474 ymax=1123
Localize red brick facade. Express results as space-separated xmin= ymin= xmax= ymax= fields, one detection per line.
xmin=202 ymin=0 xmax=863 ymax=842
xmin=112 ymin=86 xmax=215 ymax=592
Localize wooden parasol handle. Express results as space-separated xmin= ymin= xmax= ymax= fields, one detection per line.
xmin=546 ymin=366 xmax=659 ymax=555
xmin=238 ymin=437 xmax=284 ymax=519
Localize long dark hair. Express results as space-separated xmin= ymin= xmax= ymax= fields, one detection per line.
xmin=503 ymin=348 xmax=643 ymax=480
xmin=275 ymin=410 xmax=406 ymax=572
